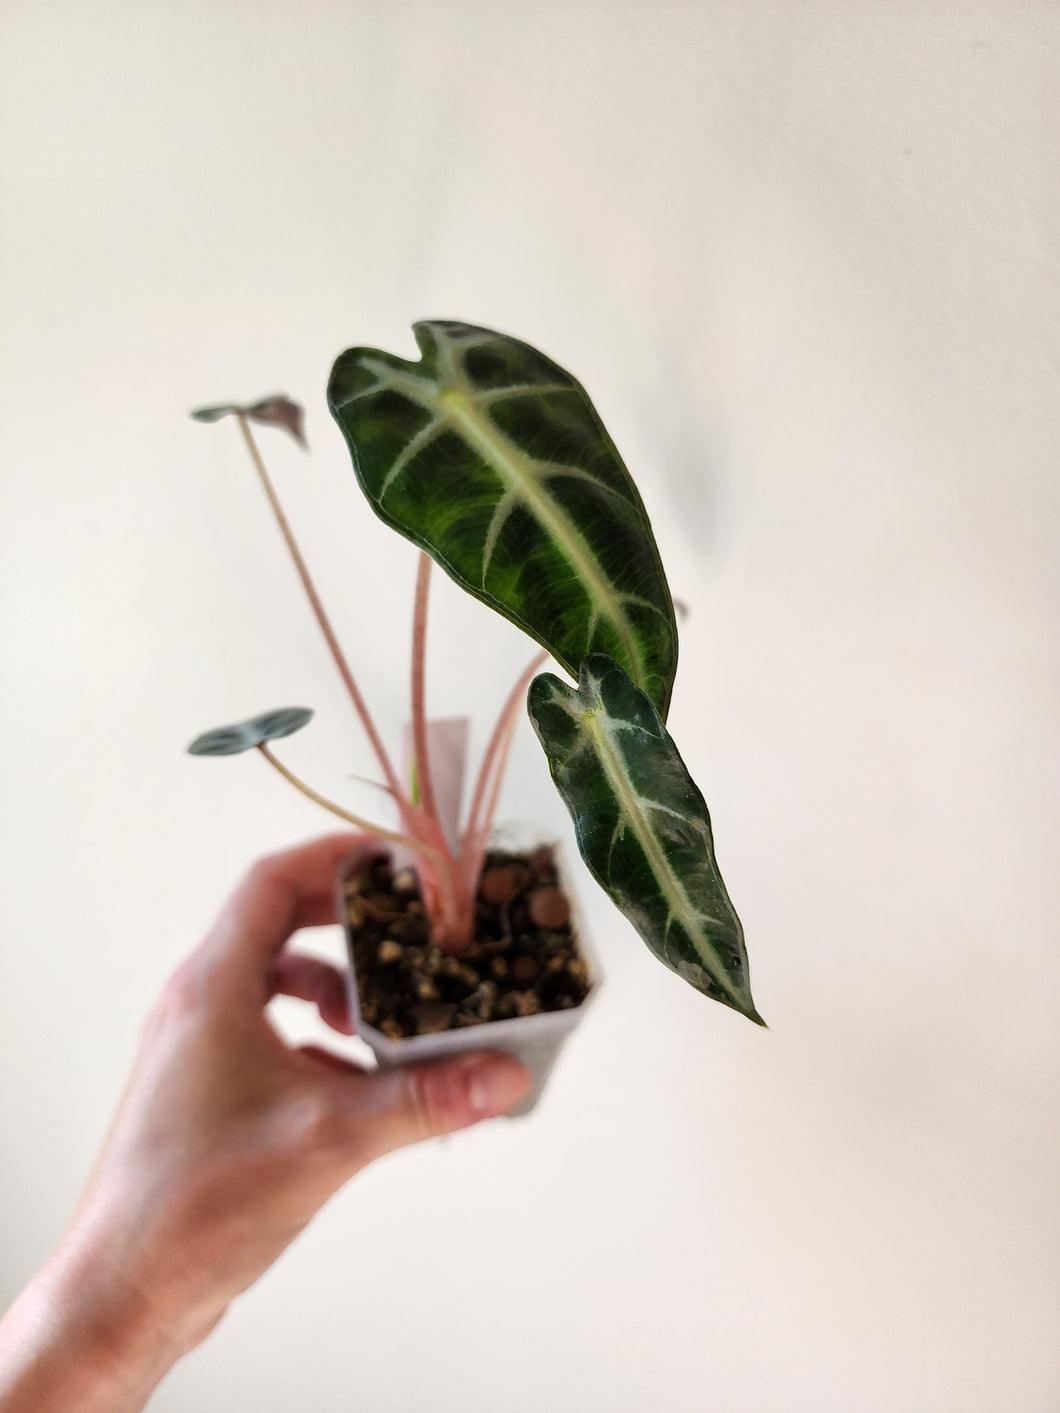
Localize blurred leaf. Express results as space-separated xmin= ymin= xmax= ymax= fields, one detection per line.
xmin=188 ymin=707 xmax=314 ymax=756
xmin=328 ymin=321 xmax=678 ymax=717
xmin=187 ymin=722 xmax=259 ymax=756
xmin=247 ymin=706 xmax=314 ymax=741
xmin=528 ymin=654 xmax=762 ymax=1023
xmin=246 ymin=396 xmax=307 ymax=448
xmin=190 ymin=396 xmax=306 ymax=448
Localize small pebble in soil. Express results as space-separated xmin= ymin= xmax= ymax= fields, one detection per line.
xmin=437 ymin=957 xmax=478 ymax=988
xmin=459 ymin=980 xmax=498 ymax=1021
xmin=528 ymin=887 xmax=570 ymax=929
xmin=377 ymin=939 xmax=402 ymax=965
xmin=392 ymin=868 xmax=418 ymax=895
xmin=480 ymin=864 xmax=521 ymax=905
xmin=512 ymin=954 xmax=540 ymax=984
xmin=410 ymin=1002 xmax=456 ymax=1033
xmin=527 ymin=846 xmax=554 ymax=875
xmin=497 ymin=990 xmax=540 ymax=1018
xmin=366 ymin=891 xmax=399 ymax=916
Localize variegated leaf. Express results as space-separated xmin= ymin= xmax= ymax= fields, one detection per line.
xmin=188 ymin=706 xmax=314 ymax=756
xmin=528 ymin=654 xmax=762 ymax=1023
xmin=328 ymin=321 xmax=678 ymax=716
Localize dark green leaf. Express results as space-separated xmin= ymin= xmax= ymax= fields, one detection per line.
xmin=187 ymin=707 xmax=314 ymax=756
xmin=190 ymin=404 xmax=240 ymax=423
xmin=528 ymin=654 xmax=762 ymax=1024
xmin=328 ymin=321 xmax=678 ymax=717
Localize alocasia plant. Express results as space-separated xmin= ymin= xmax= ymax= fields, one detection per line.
xmin=190 ymin=321 xmax=763 ymax=1025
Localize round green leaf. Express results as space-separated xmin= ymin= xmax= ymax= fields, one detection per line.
xmin=187 ymin=722 xmax=259 ymax=756
xmin=248 ymin=706 xmax=314 ymax=741
xmin=187 ymin=707 xmax=314 ymax=756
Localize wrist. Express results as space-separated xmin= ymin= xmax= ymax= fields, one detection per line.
xmin=0 ymin=1229 xmax=189 ymax=1413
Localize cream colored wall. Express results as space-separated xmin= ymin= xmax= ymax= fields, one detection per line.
xmin=1 ymin=3 xmax=1057 ymax=1409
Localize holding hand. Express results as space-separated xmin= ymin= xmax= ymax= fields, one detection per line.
xmin=0 ymin=835 xmax=530 ymax=1413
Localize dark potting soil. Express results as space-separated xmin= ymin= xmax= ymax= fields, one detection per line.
xmin=344 ymin=849 xmax=590 ymax=1039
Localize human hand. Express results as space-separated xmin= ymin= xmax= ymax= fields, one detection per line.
xmin=0 ymin=835 xmax=530 ymax=1412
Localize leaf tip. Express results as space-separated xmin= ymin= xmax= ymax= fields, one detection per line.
xmin=190 ymin=404 xmax=237 ymax=424
xmin=246 ymin=396 xmax=307 ymax=449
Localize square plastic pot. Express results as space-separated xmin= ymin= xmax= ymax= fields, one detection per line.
xmin=336 ymin=845 xmax=600 ymax=1117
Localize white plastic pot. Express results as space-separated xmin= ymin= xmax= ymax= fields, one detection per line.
xmin=336 ymin=844 xmax=600 ymax=1117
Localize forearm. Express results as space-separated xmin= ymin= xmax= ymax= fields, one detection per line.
xmin=0 ymin=1233 xmax=184 ymax=1413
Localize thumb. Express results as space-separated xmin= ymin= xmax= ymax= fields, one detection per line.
xmin=350 ymin=1051 xmax=533 ymax=1162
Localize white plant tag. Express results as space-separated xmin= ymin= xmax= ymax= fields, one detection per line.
xmin=389 ymin=717 xmax=470 ymax=872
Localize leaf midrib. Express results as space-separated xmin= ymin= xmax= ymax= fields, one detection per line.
xmin=349 ymin=356 xmax=649 ymax=693
xmin=443 ymin=390 xmax=644 ymax=685
xmin=577 ymin=690 xmax=744 ymax=1008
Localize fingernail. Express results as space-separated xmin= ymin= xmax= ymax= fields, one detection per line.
xmin=465 ymin=1054 xmax=531 ymax=1114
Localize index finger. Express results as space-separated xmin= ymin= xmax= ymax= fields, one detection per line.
xmin=198 ymin=833 xmax=387 ymax=989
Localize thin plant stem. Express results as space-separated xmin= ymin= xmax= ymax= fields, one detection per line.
xmin=463 ymin=650 xmax=548 ymax=847
xmin=410 ymin=551 xmax=442 ymax=833
xmin=479 ymin=702 xmax=520 ymax=848
xmin=256 ymin=744 xmax=439 ymax=861
xmin=236 ymin=413 xmax=405 ymax=802
xmin=458 ymin=694 xmax=522 ymax=910
xmin=455 ymin=649 xmax=548 ymax=917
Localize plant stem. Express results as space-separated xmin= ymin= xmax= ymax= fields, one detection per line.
xmin=410 ymin=552 xmax=442 ymax=833
xmin=463 ymin=650 xmax=548 ymax=847
xmin=255 ymin=744 xmax=438 ymax=860
xmin=235 ymin=413 xmax=405 ymax=802
xmin=479 ymin=702 xmax=520 ymax=849
xmin=453 ymin=649 xmax=548 ymax=922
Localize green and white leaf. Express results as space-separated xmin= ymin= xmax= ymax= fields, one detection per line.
xmin=328 ymin=321 xmax=678 ymax=716
xmin=528 ymin=654 xmax=762 ymax=1023
xmin=249 ymin=706 xmax=314 ymax=741
xmin=188 ymin=706 xmax=314 ymax=756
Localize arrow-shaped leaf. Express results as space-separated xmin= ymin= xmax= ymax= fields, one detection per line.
xmin=328 ymin=321 xmax=678 ymax=717
xmin=528 ymin=654 xmax=762 ymax=1024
